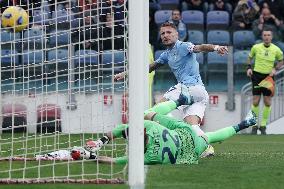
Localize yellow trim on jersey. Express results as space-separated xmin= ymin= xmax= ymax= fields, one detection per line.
xmin=249 ymin=43 xmax=283 ymax=74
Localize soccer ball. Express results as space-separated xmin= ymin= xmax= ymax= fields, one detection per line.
xmin=1 ymin=6 xmax=29 ymax=32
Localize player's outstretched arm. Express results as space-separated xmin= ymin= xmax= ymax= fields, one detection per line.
xmin=98 ymin=155 xmax=153 ymax=165
xmin=115 ymin=61 xmax=165 ymax=80
xmin=114 ymin=71 xmax=127 ymax=81
xmin=85 ymin=124 xmax=129 ymax=153
xmin=193 ymin=44 xmax=228 ymax=55
xmin=149 ymin=62 xmax=163 ymax=73
xmin=97 ymin=156 xmax=117 ymax=164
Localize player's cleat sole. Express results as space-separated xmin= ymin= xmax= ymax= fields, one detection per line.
xmin=200 ymin=145 xmax=215 ymax=158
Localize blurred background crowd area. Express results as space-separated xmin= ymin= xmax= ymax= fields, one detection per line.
xmin=150 ymin=0 xmax=284 ymax=91
xmin=0 ymin=0 xmax=284 ymax=92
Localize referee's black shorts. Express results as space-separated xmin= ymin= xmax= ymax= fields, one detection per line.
xmin=251 ymin=71 xmax=273 ymax=96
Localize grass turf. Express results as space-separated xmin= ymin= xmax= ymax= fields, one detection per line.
xmin=146 ymin=135 xmax=284 ymax=189
xmin=1 ymin=135 xmax=284 ymax=189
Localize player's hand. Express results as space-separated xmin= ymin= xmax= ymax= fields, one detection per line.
xmin=114 ymin=72 xmax=126 ymax=81
xmin=247 ymin=68 xmax=253 ymax=77
xmin=269 ymin=68 xmax=276 ymax=77
xmin=216 ymin=46 xmax=228 ymax=56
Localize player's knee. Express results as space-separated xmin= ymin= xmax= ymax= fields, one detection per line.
xmin=184 ymin=115 xmax=201 ymax=125
xmin=144 ymin=112 xmax=156 ymax=121
xmin=252 ymin=97 xmax=261 ymax=106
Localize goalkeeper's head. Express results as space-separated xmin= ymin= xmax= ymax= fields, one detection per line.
xmin=159 ymin=22 xmax=178 ymax=48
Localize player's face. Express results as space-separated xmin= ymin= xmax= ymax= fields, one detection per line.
xmin=262 ymin=31 xmax=272 ymax=44
xmin=160 ymin=26 xmax=178 ymax=47
xmin=172 ymin=11 xmax=181 ymax=21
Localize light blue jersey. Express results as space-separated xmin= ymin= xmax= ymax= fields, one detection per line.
xmin=156 ymin=40 xmax=203 ymax=86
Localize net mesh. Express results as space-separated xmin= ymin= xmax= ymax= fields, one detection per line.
xmin=0 ymin=0 xmax=128 ymax=184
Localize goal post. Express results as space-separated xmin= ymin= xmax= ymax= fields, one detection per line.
xmin=0 ymin=0 xmax=148 ymax=186
xmin=128 ymin=0 xmax=148 ymax=188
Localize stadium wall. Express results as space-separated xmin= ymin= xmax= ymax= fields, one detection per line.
xmin=155 ymin=92 xmax=284 ymax=134
xmin=267 ymin=117 xmax=284 ymax=134
xmin=1 ymin=93 xmax=123 ymax=134
xmin=1 ymin=92 xmax=283 ymax=134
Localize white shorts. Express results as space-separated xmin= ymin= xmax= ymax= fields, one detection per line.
xmin=163 ymin=83 xmax=209 ymax=119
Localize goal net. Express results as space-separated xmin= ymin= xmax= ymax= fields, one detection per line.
xmin=0 ymin=0 xmax=130 ymax=184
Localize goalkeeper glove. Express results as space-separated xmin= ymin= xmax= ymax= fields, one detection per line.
xmin=70 ymin=146 xmax=97 ymax=160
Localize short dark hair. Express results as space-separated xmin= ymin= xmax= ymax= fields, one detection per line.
xmin=262 ymin=29 xmax=273 ymax=34
xmin=172 ymin=9 xmax=180 ymax=14
xmin=160 ymin=22 xmax=177 ymax=30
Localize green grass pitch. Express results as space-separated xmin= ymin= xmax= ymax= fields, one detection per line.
xmin=1 ymin=134 xmax=284 ymax=189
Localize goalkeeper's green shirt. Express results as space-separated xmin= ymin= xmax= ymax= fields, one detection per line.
xmin=115 ymin=119 xmax=202 ymax=165
xmin=249 ymin=43 xmax=283 ymax=74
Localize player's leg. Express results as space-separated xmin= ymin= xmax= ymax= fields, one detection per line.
xmin=260 ymin=94 xmax=272 ymax=135
xmin=85 ymin=124 xmax=129 ymax=152
xmin=205 ymin=111 xmax=256 ymax=144
xmin=180 ymin=85 xmax=209 ymax=138
xmin=144 ymin=100 xmax=178 ymax=118
xmin=250 ymin=72 xmax=263 ymax=134
xmin=144 ymin=84 xmax=194 ymax=123
xmin=144 ymin=100 xmax=194 ymax=130
xmin=251 ymin=95 xmax=261 ymax=134
xmin=180 ymin=86 xmax=213 ymax=157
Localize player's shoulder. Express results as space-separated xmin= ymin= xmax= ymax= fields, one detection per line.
xmin=270 ymin=43 xmax=282 ymax=52
xmin=179 ymin=41 xmax=194 ymax=47
xmin=252 ymin=43 xmax=262 ymax=49
xmin=178 ymin=41 xmax=195 ymax=53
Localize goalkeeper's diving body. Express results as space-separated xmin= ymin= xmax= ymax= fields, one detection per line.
xmin=73 ymin=91 xmax=256 ymax=165
xmin=114 ymin=22 xmax=229 ymax=157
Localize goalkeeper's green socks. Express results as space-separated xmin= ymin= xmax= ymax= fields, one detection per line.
xmin=205 ymin=127 xmax=236 ymax=144
xmin=261 ymin=105 xmax=271 ymax=127
xmin=144 ymin=100 xmax=177 ymax=116
xmin=206 ymin=119 xmax=257 ymax=144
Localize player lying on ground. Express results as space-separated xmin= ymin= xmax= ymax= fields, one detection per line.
xmin=72 ymin=92 xmax=256 ymax=165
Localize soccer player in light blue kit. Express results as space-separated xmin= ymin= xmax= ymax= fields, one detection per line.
xmin=149 ymin=22 xmax=228 ymax=156
xmin=115 ymin=22 xmax=228 ymax=157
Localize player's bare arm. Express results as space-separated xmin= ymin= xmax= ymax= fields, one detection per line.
xmin=114 ymin=62 xmax=164 ymax=80
xmin=149 ymin=62 xmax=163 ymax=73
xmin=114 ymin=71 xmax=127 ymax=81
xmin=193 ymin=44 xmax=228 ymax=55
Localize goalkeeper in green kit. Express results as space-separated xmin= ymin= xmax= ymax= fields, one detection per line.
xmin=73 ymin=87 xmax=256 ymax=165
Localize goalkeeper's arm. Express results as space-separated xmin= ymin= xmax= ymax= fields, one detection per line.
xmin=99 ymin=156 xmax=152 ymax=165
